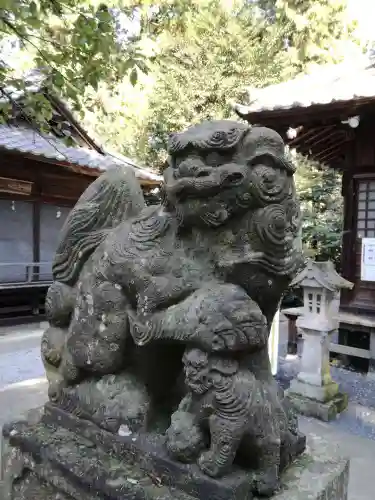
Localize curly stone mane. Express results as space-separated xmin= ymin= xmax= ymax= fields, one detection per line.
xmin=168 ymin=120 xmax=249 ymax=157
xmin=52 ymin=166 xmax=145 ymax=286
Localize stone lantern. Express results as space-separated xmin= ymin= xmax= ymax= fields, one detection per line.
xmin=286 ymin=259 xmax=353 ymax=421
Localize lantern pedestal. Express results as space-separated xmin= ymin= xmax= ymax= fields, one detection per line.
xmin=286 ymin=323 xmax=348 ymax=421
xmin=286 ymin=389 xmax=348 ymax=422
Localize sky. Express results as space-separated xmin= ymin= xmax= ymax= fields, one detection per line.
xmin=348 ymin=0 xmax=375 ymax=44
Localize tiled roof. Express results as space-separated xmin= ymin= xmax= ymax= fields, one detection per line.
xmin=0 ymin=125 xmax=162 ymax=182
xmin=234 ymin=56 xmax=375 ymax=117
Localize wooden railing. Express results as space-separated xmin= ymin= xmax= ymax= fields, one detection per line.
xmin=0 ymin=262 xmax=53 ymax=287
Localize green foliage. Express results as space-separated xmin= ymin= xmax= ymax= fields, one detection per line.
xmin=0 ymin=0 xmax=157 ymax=124
xmin=264 ymin=0 xmax=360 ymax=71
xmin=293 ymin=152 xmax=343 ymax=269
xmin=83 ymin=0 xmax=360 ymax=168
xmin=86 ymin=0 xmax=293 ymax=168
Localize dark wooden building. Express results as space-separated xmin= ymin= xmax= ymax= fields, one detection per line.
xmin=235 ymin=55 xmax=375 ymax=373
xmin=0 ymin=88 xmax=161 ymax=325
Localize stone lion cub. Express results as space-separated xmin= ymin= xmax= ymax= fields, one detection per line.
xmin=166 ymin=348 xmax=300 ymax=496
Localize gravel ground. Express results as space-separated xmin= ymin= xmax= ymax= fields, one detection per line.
xmin=277 ymin=350 xmax=375 ymax=441
xmin=0 ymin=347 xmax=44 ymax=389
xmin=0 ymin=326 xmax=45 ymax=390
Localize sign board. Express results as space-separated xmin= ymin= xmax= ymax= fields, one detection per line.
xmin=361 ymin=238 xmax=375 ymax=282
xmin=268 ymin=309 xmax=280 ymax=376
xmin=0 ymin=176 xmax=33 ymax=196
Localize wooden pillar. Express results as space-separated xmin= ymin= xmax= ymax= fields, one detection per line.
xmin=339 ymin=171 xmax=356 ymax=310
xmin=288 ymin=319 xmax=298 ymax=355
xmin=284 ymin=312 xmax=299 ymax=355
xmin=32 ymin=200 xmax=41 ymax=314
xmin=32 ymin=201 xmax=40 ymax=277
xmin=340 ymin=171 xmax=355 ymax=280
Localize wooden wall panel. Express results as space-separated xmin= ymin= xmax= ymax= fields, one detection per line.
xmin=0 ymin=152 xmax=93 ymax=204
xmin=354 ymin=116 xmax=375 ymax=169
xmin=39 ymin=172 xmax=91 ymax=202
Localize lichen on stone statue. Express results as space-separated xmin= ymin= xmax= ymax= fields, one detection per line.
xmin=41 ymin=119 xmax=305 ymax=497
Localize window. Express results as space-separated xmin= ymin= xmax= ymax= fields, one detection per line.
xmin=305 ymin=290 xmax=324 ymax=314
xmin=316 ymin=293 xmax=322 ymax=314
xmin=357 ymin=180 xmax=375 ymax=238
xmin=308 ymin=292 xmax=313 ymax=312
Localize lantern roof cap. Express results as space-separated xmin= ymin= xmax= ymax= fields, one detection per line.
xmin=291 ymin=259 xmax=354 ymax=292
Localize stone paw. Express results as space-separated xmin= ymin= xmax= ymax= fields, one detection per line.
xmin=253 ymin=475 xmax=280 ymax=497
xmin=48 ymin=381 xmax=65 ymax=402
xmin=198 ymin=451 xmax=222 ymax=478
xmin=166 ymin=437 xmax=200 ymax=463
xmin=166 ymin=412 xmax=206 ymax=463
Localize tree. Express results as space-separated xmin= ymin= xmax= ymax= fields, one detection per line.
xmin=0 ymin=0 xmax=157 ymax=124
xmin=81 ymin=71 xmax=155 ymax=160
xmin=293 ymin=152 xmax=343 ymax=268
xmin=268 ymin=0 xmax=360 ymax=71
xmin=85 ymin=0 xmax=293 ymax=167
xmin=83 ymin=0 xmax=361 ymax=168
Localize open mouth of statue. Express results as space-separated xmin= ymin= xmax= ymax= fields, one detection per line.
xmin=171 ymin=171 xmax=245 ymax=202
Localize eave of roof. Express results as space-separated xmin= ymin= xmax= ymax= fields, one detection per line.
xmin=0 ymin=72 xmax=105 ymax=153
xmin=234 ymin=56 xmax=375 ymax=122
xmin=0 ymin=125 xmax=162 ymax=184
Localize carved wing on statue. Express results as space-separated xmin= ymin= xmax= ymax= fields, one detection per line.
xmin=52 ymin=166 xmax=146 ymax=287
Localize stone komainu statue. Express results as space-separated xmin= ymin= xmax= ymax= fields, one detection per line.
xmin=41 ymin=120 xmax=305 ymax=497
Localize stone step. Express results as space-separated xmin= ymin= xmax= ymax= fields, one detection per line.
xmin=2 ymin=405 xmax=350 ymax=500
xmin=4 ymin=418 xmax=195 ymax=500
xmin=41 ymin=404 xmax=255 ymax=500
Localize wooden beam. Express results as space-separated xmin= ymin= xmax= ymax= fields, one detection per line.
xmin=318 ymin=152 xmax=344 ymax=165
xmin=237 ymin=97 xmax=375 ymax=128
xmin=299 ymin=125 xmax=337 ymax=147
xmin=318 ymin=145 xmax=349 ymax=164
xmin=305 ymin=130 xmax=347 ymax=151
xmin=330 ymin=343 xmax=370 ymax=359
xmin=314 ymin=141 xmax=350 ymax=162
xmin=288 ymin=127 xmax=321 ymax=146
xmin=139 ymin=179 xmax=162 ymax=187
xmin=299 ymin=133 xmax=349 ymax=159
xmin=319 ymin=154 xmax=344 ymax=166
xmin=0 ymin=176 xmax=33 ymax=196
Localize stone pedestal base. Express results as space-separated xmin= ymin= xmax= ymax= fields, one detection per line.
xmin=1 ymin=404 xmax=349 ymax=500
xmin=286 ymin=376 xmax=348 ymax=422
xmin=286 ymin=391 xmax=348 ymax=422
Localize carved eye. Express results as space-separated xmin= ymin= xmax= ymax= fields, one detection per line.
xmin=196 ymin=169 xmax=211 ymax=178
xmin=212 ymin=336 xmax=225 ymax=350
xmin=264 ymin=169 xmax=277 ymax=183
xmin=205 ymin=152 xmax=221 ymax=167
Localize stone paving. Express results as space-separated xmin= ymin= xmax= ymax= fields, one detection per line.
xmin=299 ymin=415 xmax=375 ymax=500
xmin=278 ymin=355 xmax=375 ymax=441
xmin=0 ymin=323 xmax=45 ymax=390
